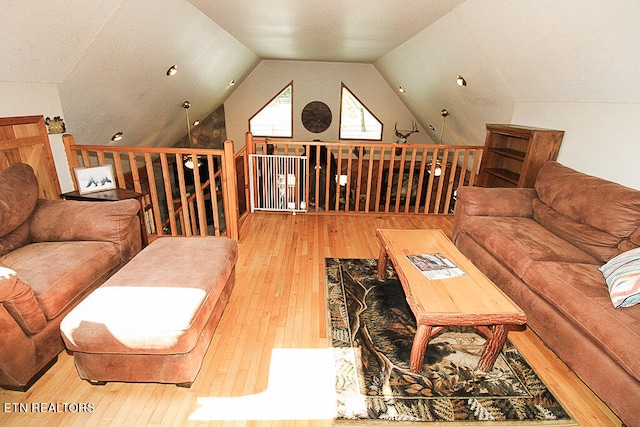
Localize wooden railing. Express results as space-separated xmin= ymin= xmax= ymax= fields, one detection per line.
xmin=62 ymin=131 xmax=482 ymax=243
xmin=245 ymin=133 xmax=484 ymax=214
xmin=63 ymin=135 xmax=240 ymax=240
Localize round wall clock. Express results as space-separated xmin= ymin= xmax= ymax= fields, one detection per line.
xmin=301 ymin=101 xmax=332 ymax=133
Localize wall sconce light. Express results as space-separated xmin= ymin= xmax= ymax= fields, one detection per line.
xmin=456 ymin=75 xmax=467 ymax=87
xmin=398 ymin=86 xmax=406 ymax=93
xmin=166 ymin=65 xmax=178 ymax=76
xmin=111 ymin=132 xmax=123 ymax=142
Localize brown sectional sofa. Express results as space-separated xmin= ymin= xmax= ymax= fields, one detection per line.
xmin=0 ymin=163 xmax=142 ymax=390
xmin=453 ymin=161 xmax=640 ymax=426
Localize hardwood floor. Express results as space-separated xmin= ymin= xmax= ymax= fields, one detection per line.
xmin=0 ymin=213 xmax=621 ymax=426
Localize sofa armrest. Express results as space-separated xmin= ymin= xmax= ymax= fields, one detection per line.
xmin=0 ymin=267 xmax=47 ymax=335
xmin=452 ymin=186 xmax=537 ymax=243
xmin=28 ymin=199 xmax=142 ymax=263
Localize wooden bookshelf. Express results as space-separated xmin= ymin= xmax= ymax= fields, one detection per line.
xmin=477 ymin=124 xmax=564 ymax=188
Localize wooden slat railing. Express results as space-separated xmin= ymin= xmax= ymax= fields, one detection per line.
xmin=63 ymin=135 xmax=239 ymax=240
xmin=244 ymin=132 xmax=483 ymax=214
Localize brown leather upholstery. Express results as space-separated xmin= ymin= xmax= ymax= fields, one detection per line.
xmin=0 ymin=163 xmax=142 ymax=390
xmin=453 ymin=161 xmax=640 ymax=426
xmin=60 ymin=237 xmax=237 ymax=386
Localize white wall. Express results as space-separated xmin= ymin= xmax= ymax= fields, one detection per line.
xmin=224 ymin=60 xmax=429 ymax=149
xmin=512 ymin=102 xmax=640 ymax=190
xmin=0 ymin=82 xmax=74 ymax=192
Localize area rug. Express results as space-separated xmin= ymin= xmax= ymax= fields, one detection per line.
xmin=325 ymin=258 xmax=575 ymax=425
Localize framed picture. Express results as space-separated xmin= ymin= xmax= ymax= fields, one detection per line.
xmin=74 ymin=165 xmax=117 ymax=194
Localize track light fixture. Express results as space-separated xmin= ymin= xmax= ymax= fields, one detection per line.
xmin=439 ymin=109 xmax=449 ymax=144
xmin=182 ymin=101 xmax=192 ymax=145
xmin=183 ymin=154 xmax=202 ymax=170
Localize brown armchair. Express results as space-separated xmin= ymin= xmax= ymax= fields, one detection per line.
xmin=0 ymin=163 xmax=142 ymax=390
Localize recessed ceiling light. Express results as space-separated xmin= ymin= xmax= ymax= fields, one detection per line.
xmin=228 ymin=79 xmax=235 ymax=86
xmin=192 ymin=119 xmax=200 ymax=126
xmin=166 ymin=65 xmax=178 ymax=76
xmin=111 ymin=132 xmax=123 ymax=142
xmin=398 ymin=86 xmax=406 ymax=93
xmin=456 ymin=75 xmax=467 ymax=87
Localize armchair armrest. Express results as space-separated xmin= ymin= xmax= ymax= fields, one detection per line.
xmin=28 ymin=199 xmax=142 ymax=262
xmin=453 ymin=186 xmax=537 ymax=243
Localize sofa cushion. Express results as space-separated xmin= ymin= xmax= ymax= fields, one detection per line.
xmin=522 ymin=261 xmax=640 ymax=382
xmin=29 ymin=198 xmax=142 ymax=263
xmin=0 ymin=222 xmax=31 ymax=260
xmin=535 ymin=162 xmax=640 ymax=252
xmin=0 ymin=266 xmax=47 ymax=334
xmin=0 ymin=163 xmax=39 ymax=255
xmin=599 ymin=247 xmax=640 ymax=308
xmin=461 ymin=216 xmax=598 ymax=277
xmin=532 ymin=198 xmax=621 ymax=263
xmin=0 ymin=241 xmax=121 ymax=320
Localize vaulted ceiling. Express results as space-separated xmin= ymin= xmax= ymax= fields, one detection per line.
xmin=2 ymin=0 xmax=638 ymax=148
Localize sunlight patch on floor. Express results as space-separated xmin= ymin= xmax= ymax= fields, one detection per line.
xmin=190 ymin=348 xmax=363 ymax=421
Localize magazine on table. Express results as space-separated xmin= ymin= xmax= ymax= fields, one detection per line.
xmin=405 ymin=253 xmax=466 ymax=280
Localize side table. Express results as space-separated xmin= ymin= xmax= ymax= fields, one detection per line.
xmin=61 ymin=188 xmax=149 ymax=247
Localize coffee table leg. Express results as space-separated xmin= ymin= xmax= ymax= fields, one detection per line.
xmin=377 ymin=245 xmax=388 ymax=281
xmin=477 ymin=324 xmax=507 ymax=372
xmin=410 ymin=324 xmax=432 ymax=373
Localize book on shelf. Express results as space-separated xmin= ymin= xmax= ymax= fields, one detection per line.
xmin=405 ymin=253 xmax=465 ymax=280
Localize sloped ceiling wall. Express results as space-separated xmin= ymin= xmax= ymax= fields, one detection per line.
xmin=376 ymin=0 xmax=640 ymax=146
xmin=0 ymin=0 xmax=259 ymax=148
xmin=2 ymin=0 xmax=638 ymax=165
xmin=1 ymin=1 xmax=122 ymax=83
xmin=188 ymin=0 xmax=464 ymax=63
xmin=57 ymin=0 xmax=259 ymax=147
xmin=457 ymin=0 xmax=640 ymax=104
xmin=375 ymin=11 xmax=515 ymax=146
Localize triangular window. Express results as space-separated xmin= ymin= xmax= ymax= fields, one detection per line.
xmin=339 ymin=83 xmax=383 ymax=140
xmin=249 ymin=82 xmax=293 ymax=137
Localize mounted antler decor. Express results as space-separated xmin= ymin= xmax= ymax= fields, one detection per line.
xmin=394 ymin=121 xmax=419 ymax=155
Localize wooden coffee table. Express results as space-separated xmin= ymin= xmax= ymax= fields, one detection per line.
xmin=376 ymin=229 xmax=527 ymax=373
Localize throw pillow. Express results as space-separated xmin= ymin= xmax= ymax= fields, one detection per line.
xmin=599 ymin=247 xmax=640 ymax=308
xmin=0 ymin=266 xmax=47 ymax=334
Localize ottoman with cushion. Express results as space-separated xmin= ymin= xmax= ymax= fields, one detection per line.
xmin=60 ymin=236 xmax=237 ymax=387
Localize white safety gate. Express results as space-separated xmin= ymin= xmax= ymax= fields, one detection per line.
xmin=249 ymin=154 xmax=307 ymax=213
